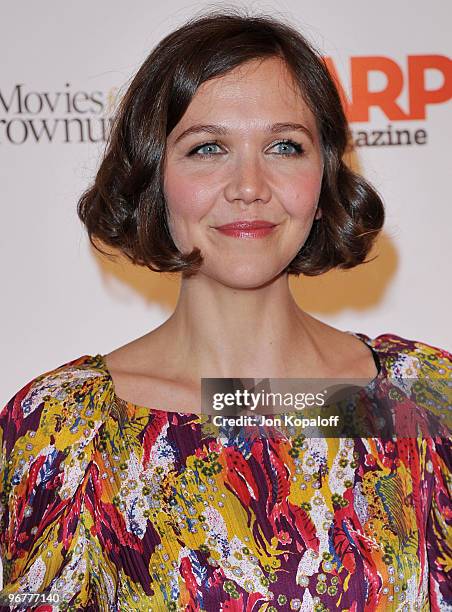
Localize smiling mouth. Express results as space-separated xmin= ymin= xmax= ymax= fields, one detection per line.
xmin=214 ymin=224 xmax=278 ymax=239
xmin=215 ymin=220 xmax=277 ymax=230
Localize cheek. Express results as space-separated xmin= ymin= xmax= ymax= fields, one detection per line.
xmin=279 ymin=170 xmax=323 ymax=220
xmin=164 ymin=169 xmax=215 ymax=247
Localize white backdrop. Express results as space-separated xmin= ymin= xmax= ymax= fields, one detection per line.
xmin=1 ymin=0 xmax=451 ymax=407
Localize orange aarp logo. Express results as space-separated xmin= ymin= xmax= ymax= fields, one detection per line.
xmin=325 ymin=55 xmax=451 ymax=121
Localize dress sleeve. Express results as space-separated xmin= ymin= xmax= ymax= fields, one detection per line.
xmin=0 ymin=358 xmax=114 ymax=610
xmin=0 ymin=396 xmax=6 ymax=592
xmin=0 ymin=376 xmax=35 ymax=604
xmin=0 ymin=395 xmax=8 ymax=593
xmin=426 ymin=434 xmax=452 ymax=610
xmin=415 ymin=340 xmax=452 ymax=610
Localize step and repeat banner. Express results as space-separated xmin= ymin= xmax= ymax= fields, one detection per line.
xmin=1 ymin=1 xmax=451 ymax=405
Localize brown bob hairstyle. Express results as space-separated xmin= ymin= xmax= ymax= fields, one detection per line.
xmin=77 ymin=8 xmax=384 ymax=278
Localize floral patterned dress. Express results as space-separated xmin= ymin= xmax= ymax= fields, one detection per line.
xmin=0 ymin=332 xmax=451 ymax=612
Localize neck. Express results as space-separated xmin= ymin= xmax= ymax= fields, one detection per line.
xmin=148 ymin=272 xmax=330 ymax=383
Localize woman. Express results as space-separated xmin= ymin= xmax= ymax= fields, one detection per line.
xmin=0 ymin=10 xmax=450 ymax=612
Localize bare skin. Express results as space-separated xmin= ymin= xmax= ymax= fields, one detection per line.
xmin=104 ymin=57 xmax=379 ymax=414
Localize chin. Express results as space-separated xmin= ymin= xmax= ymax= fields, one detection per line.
xmin=204 ymin=262 xmax=285 ymax=289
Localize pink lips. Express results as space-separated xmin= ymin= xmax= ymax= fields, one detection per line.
xmin=215 ymin=220 xmax=278 ymax=239
xmin=216 ymin=220 xmax=276 ymax=230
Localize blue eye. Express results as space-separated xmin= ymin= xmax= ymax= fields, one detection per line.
xmin=187 ymin=139 xmax=304 ymax=158
xmin=271 ymin=140 xmax=304 ymax=156
xmin=189 ymin=142 xmax=222 ymax=157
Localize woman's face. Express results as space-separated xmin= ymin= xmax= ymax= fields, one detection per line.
xmin=163 ymin=56 xmax=324 ymax=288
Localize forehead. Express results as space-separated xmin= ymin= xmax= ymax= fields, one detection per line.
xmin=176 ymin=56 xmax=316 ymax=129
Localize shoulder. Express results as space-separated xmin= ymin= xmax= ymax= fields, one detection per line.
xmin=360 ymin=332 xmax=452 ymax=378
xmin=364 ymin=333 xmax=451 ymax=434
xmin=0 ymin=354 xmax=113 ymax=463
xmin=0 ymin=354 xmax=114 ymax=579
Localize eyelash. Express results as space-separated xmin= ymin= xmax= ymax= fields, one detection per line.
xmin=187 ymin=139 xmax=305 ymax=159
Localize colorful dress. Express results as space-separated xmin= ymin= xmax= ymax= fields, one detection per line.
xmin=0 ymin=332 xmax=451 ymax=612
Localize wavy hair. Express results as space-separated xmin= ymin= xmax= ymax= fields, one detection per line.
xmin=77 ymin=8 xmax=384 ymax=277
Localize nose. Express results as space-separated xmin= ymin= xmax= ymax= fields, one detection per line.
xmin=224 ymin=153 xmax=272 ymax=206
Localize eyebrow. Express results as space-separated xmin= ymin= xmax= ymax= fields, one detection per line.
xmin=173 ymin=122 xmax=314 ymax=145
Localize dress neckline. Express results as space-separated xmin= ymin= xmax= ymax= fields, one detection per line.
xmin=94 ymin=330 xmax=384 ymax=418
